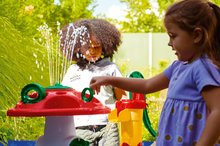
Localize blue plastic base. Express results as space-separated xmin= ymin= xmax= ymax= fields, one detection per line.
xmin=142 ymin=141 xmax=153 ymax=146
xmin=1 ymin=140 xmax=36 ymax=146
xmin=0 ymin=140 xmax=153 ymax=146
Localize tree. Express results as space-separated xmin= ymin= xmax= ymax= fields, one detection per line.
xmin=211 ymin=0 xmax=220 ymax=6
xmin=0 ymin=0 xmax=95 ymax=38
xmin=117 ymin=0 xmax=163 ymax=32
xmin=0 ymin=1 xmax=96 ymax=142
xmin=117 ymin=0 xmax=219 ymax=33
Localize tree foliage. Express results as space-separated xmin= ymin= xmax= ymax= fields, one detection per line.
xmin=0 ymin=0 xmax=95 ymax=38
xmin=0 ymin=0 xmax=96 ymax=142
xmin=0 ymin=16 xmax=48 ymax=144
xmin=117 ymin=0 xmax=220 ymax=33
xmin=211 ymin=0 xmax=220 ymax=6
xmin=118 ymin=0 xmax=176 ymax=32
xmin=118 ymin=0 xmax=165 ymax=32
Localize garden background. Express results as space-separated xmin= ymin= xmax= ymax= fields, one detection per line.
xmin=1 ymin=0 xmax=220 ymax=145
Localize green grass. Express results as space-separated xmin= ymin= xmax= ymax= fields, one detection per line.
xmin=0 ymin=16 xmax=49 ymax=144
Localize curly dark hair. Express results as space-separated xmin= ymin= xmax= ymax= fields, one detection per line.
xmin=60 ymin=18 xmax=122 ymax=69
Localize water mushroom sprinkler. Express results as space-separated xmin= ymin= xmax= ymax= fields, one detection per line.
xmin=7 ymin=83 xmax=111 ymax=146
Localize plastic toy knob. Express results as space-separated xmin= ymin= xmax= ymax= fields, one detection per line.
xmin=129 ymin=71 xmax=144 ymax=79
xmin=21 ymin=83 xmax=46 ymax=104
xmin=81 ymin=87 xmax=94 ymax=102
xmin=69 ymin=138 xmax=89 ymax=146
xmin=129 ymin=71 xmax=144 ymax=100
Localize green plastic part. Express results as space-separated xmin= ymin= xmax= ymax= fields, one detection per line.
xmin=45 ymin=82 xmax=72 ymax=89
xmin=128 ymin=71 xmax=157 ymax=137
xmin=69 ymin=138 xmax=90 ymax=146
xmin=143 ymin=108 xmax=157 ymax=137
xmin=128 ymin=71 xmax=144 ymax=100
xmin=21 ymin=83 xmax=46 ymax=104
xmin=129 ymin=71 xmax=144 ymax=79
xmin=81 ymin=87 xmax=94 ymax=102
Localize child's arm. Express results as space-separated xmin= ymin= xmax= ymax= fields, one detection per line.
xmin=90 ymin=73 xmax=169 ymax=94
xmin=198 ymin=86 xmax=220 ymax=146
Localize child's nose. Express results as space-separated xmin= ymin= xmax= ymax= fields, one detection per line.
xmin=89 ymin=48 xmax=95 ymax=54
xmin=168 ymin=40 xmax=172 ymax=47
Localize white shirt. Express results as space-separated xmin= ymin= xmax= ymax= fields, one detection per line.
xmin=62 ymin=58 xmax=123 ymax=127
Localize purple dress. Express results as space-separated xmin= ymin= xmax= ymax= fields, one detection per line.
xmin=156 ymin=56 xmax=220 ymax=146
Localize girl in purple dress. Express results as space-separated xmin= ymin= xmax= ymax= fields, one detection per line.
xmin=89 ymin=0 xmax=220 ymax=145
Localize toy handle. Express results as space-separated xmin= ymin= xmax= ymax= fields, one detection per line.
xmin=128 ymin=71 xmax=144 ymax=99
xmin=129 ymin=71 xmax=157 ymax=137
xmin=21 ymin=83 xmax=46 ymax=104
xmin=81 ymin=87 xmax=94 ymax=102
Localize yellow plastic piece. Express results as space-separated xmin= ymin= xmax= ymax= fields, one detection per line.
xmin=108 ymin=108 xmax=143 ymax=146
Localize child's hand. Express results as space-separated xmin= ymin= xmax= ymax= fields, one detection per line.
xmin=89 ymin=76 xmax=108 ymax=94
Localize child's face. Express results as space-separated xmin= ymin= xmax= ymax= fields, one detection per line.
xmin=165 ymin=21 xmax=200 ymax=62
xmin=82 ymin=36 xmax=102 ymax=62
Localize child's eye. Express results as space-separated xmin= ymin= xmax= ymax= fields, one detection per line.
xmin=90 ymin=46 xmax=101 ymax=50
xmin=168 ymin=32 xmax=176 ymax=39
xmin=169 ymin=34 xmax=176 ymax=39
xmin=94 ymin=47 xmax=100 ymax=49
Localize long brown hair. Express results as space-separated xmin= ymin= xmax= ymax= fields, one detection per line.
xmin=164 ymin=0 xmax=220 ymax=67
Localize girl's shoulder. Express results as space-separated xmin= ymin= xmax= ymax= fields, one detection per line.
xmin=171 ymin=56 xmax=218 ymax=70
xmin=96 ymin=58 xmax=113 ymax=66
xmin=198 ymin=57 xmax=220 ymax=84
xmin=95 ymin=58 xmax=119 ymax=69
xmin=68 ymin=64 xmax=80 ymax=69
xmin=192 ymin=56 xmax=219 ymax=71
xmin=65 ymin=64 xmax=82 ymax=73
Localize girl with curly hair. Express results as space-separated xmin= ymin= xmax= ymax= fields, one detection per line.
xmin=61 ymin=18 xmax=126 ymax=146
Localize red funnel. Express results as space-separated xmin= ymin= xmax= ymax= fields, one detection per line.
xmin=7 ymin=83 xmax=111 ymax=117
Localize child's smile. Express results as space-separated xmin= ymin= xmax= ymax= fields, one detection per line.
xmin=83 ymin=36 xmax=102 ymax=62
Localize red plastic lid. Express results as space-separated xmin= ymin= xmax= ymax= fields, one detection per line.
xmin=7 ymin=88 xmax=111 ymax=117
